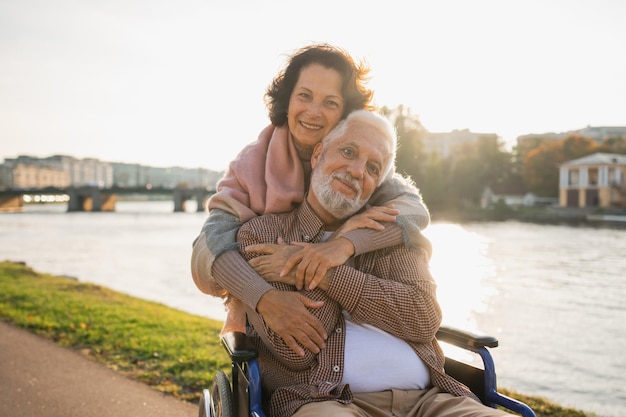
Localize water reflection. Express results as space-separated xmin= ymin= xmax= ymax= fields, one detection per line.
xmin=424 ymin=223 xmax=497 ymax=329
xmin=424 ymin=221 xmax=626 ymax=417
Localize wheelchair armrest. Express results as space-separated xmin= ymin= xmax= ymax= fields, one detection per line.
xmin=436 ymin=325 xmax=499 ymax=349
xmin=221 ymin=331 xmax=259 ymax=363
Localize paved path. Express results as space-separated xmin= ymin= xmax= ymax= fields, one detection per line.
xmin=0 ymin=321 xmax=198 ymax=417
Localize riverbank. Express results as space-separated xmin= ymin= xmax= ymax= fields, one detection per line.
xmin=432 ymin=204 xmax=626 ymax=227
xmin=0 ymin=261 xmax=598 ymax=416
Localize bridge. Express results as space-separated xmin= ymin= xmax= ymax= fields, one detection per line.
xmin=0 ymin=186 xmax=215 ymax=213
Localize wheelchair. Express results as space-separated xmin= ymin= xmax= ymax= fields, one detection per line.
xmin=199 ymin=325 xmax=536 ymax=417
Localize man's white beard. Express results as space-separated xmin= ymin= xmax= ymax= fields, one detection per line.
xmin=311 ymin=168 xmax=366 ymax=219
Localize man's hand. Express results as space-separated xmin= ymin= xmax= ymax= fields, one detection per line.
xmin=256 ymin=290 xmax=327 ymax=357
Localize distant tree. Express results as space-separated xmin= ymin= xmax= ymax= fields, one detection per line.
xmin=380 ymin=105 xmax=427 ymax=185
xmin=599 ymin=135 xmax=626 ymax=154
xmin=561 ymin=134 xmax=598 ymax=160
xmin=523 ymin=141 xmax=562 ymax=196
xmin=418 ymin=151 xmax=448 ymax=210
xmin=512 ymin=135 xmax=553 ymax=179
xmin=380 ymin=104 xmax=514 ymax=210
xmin=446 ymin=135 xmax=512 ymax=207
xmin=523 ymin=134 xmax=599 ymax=196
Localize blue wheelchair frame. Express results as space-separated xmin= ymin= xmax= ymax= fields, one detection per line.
xmin=200 ymin=325 xmax=536 ymax=417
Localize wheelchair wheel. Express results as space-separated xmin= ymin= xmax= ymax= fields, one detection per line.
xmin=203 ymin=371 xmax=234 ymax=417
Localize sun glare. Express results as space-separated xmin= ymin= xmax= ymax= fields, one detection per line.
xmin=423 ymin=223 xmax=498 ymax=330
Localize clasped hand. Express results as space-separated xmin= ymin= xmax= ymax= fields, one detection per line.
xmin=246 ymin=204 xmax=398 ymax=290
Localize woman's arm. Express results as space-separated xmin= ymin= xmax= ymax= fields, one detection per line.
xmin=190 ymin=209 xmax=243 ymax=296
xmin=344 ymin=172 xmax=431 ymax=256
xmin=271 ymin=174 xmax=432 ymax=290
xmin=327 ymin=245 xmax=441 ymax=343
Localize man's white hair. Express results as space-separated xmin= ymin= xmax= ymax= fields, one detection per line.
xmin=321 ymin=110 xmax=397 ymax=184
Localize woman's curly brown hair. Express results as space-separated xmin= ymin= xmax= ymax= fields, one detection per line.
xmin=265 ymin=43 xmax=375 ymax=126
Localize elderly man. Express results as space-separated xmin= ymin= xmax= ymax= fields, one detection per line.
xmin=227 ymin=110 xmax=513 ymax=417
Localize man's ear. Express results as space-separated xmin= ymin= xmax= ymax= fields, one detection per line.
xmin=311 ymin=143 xmax=323 ymax=169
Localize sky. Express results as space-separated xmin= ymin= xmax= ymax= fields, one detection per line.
xmin=1 ymin=0 xmax=625 ymax=172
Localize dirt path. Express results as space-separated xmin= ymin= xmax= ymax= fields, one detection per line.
xmin=0 ymin=321 xmax=198 ymax=417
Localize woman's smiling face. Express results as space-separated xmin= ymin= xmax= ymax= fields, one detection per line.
xmin=287 ymin=63 xmax=345 ymax=149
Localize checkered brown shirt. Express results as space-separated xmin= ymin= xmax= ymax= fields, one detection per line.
xmin=238 ymin=200 xmax=478 ymax=417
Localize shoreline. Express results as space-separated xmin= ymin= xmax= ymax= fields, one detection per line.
xmin=433 ymin=205 xmax=626 ymax=228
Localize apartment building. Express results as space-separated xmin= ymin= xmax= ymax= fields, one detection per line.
xmin=0 ymin=155 xmax=222 ymax=190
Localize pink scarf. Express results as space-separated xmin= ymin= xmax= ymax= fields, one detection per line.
xmin=208 ymin=125 xmax=306 ymax=222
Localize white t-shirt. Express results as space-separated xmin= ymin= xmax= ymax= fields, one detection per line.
xmin=341 ymin=310 xmax=431 ymax=393
xmin=320 ymin=232 xmax=430 ymax=392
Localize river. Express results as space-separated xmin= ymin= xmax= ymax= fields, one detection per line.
xmin=1 ymin=201 xmax=624 ymax=417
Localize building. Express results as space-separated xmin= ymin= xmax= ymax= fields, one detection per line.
xmin=559 ymin=153 xmax=626 ymax=208
xmin=422 ymin=129 xmax=498 ymax=158
xmin=0 ymin=162 xmax=70 ymax=189
xmin=111 ymin=163 xmax=222 ymax=189
xmin=1 ymin=155 xmax=113 ymax=188
xmin=517 ymin=126 xmax=626 ymax=148
xmin=0 ymin=154 xmax=222 ymax=190
xmin=44 ymin=155 xmax=113 ymax=187
xmin=575 ymin=126 xmax=626 ymax=142
xmin=481 ymin=182 xmax=557 ymax=209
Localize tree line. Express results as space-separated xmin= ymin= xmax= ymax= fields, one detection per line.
xmin=381 ymin=105 xmax=626 ymax=212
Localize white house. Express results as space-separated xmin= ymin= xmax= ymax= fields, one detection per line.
xmin=559 ymin=153 xmax=626 ymax=208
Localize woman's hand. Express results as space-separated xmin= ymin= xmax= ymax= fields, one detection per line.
xmin=246 ymin=238 xmax=302 ymax=285
xmin=282 ymin=205 xmax=399 ymax=290
xmin=331 ymin=204 xmax=399 ymax=237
